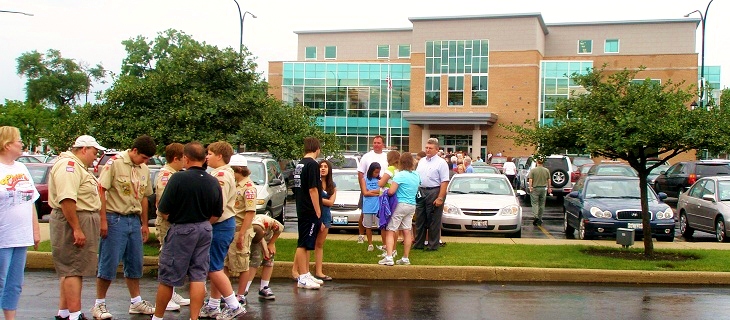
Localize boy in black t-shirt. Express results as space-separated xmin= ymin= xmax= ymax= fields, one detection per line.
xmin=292 ymin=137 xmax=323 ymax=290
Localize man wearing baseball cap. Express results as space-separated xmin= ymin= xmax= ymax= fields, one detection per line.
xmin=48 ymin=135 xmax=105 ymax=320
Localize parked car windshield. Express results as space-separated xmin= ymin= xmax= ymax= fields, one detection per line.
xmin=572 ymin=157 xmax=593 ymax=167
xmin=696 ymin=164 xmax=730 ymax=176
xmin=584 ymin=179 xmax=656 ymax=200
xmin=330 ymin=157 xmax=358 ymax=169
xmin=471 ymin=166 xmax=501 ymax=174
xmin=332 ymin=172 xmax=360 ymax=191
xmin=248 ymin=162 xmax=267 ymax=185
xmin=649 ymin=165 xmax=670 ymax=175
xmin=449 ymin=176 xmax=513 ymax=195
xmin=27 ymin=166 xmax=48 ymax=184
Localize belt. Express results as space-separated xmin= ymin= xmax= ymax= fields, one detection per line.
xmin=107 ymin=211 xmax=139 ymax=216
xmin=420 ymin=186 xmax=440 ymax=190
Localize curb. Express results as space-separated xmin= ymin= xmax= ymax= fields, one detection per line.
xmin=26 ymin=252 xmax=730 ymax=285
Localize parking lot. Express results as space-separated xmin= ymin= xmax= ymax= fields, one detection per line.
xmin=282 ymin=195 xmax=722 ymax=243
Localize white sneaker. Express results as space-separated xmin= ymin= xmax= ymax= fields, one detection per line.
xmin=90 ymin=303 xmax=113 ymax=319
xmin=297 ymin=275 xmax=320 ymax=290
xmin=367 ymin=244 xmax=374 ymax=252
xmin=357 ymin=235 xmax=365 ymax=243
xmin=378 ymin=256 xmax=394 ymax=266
xmin=166 ymin=299 xmax=181 ymax=311
xmin=396 ymin=257 xmax=411 ymax=265
xmin=307 ymin=274 xmax=324 ymax=285
xmin=376 ymin=245 xmax=385 ymax=252
xmin=378 ymin=249 xmax=397 ymax=258
xmin=171 ymin=291 xmax=190 ymax=306
xmin=129 ymin=300 xmax=155 ymax=315
xmin=199 ymin=305 xmax=221 ymax=318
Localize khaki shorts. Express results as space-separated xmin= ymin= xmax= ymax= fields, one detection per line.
xmin=249 ymin=240 xmax=275 ymax=268
xmin=155 ymin=215 xmax=171 ymax=250
xmin=224 ymin=228 xmax=253 ymax=274
xmin=49 ymin=209 xmax=100 ymax=277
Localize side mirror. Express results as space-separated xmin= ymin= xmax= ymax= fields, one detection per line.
xmin=660 ymin=171 xmax=666 ymax=175
xmin=702 ymin=194 xmax=716 ymax=202
xmin=658 ymin=192 xmax=668 ymax=200
xmin=515 ymin=190 xmax=526 ymax=196
xmin=569 ymin=191 xmax=580 ymax=198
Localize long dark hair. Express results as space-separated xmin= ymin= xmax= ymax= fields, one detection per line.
xmin=319 ymin=159 xmax=335 ymax=195
xmin=367 ymin=162 xmax=381 ymax=180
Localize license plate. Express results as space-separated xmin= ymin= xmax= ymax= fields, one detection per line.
xmin=472 ymin=220 xmax=489 ymax=228
xmin=627 ymin=222 xmax=642 ymax=230
xmin=332 ymin=216 xmax=348 ymax=225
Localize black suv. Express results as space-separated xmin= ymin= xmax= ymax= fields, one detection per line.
xmin=654 ymin=160 xmax=730 ymax=198
xmin=520 ymin=155 xmax=573 ymax=198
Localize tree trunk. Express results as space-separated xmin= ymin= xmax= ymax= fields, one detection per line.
xmin=640 ymin=173 xmax=654 ymax=256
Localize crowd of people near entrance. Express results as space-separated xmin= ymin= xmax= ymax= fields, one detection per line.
xmin=2 ymin=126 xmax=543 ymax=320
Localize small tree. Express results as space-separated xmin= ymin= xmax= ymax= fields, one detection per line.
xmin=503 ymin=66 xmax=730 ymax=256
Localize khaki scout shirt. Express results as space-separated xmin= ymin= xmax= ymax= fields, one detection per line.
xmin=48 ymin=151 xmax=101 ymax=212
xmin=155 ymin=164 xmax=178 ymax=217
xmin=99 ymin=150 xmax=152 ymax=215
xmin=233 ymin=176 xmax=257 ymax=229
xmin=251 ymin=214 xmax=283 ymax=242
xmin=211 ymin=165 xmax=236 ymax=222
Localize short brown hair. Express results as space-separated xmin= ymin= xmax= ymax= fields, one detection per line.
xmin=303 ymin=137 xmax=320 ymax=153
xmin=386 ymin=150 xmax=400 ymax=166
xmin=398 ymin=152 xmax=415 ymax=171
xmin=184 ymin=142 xmax=206 ymax=162
xmin=207 ymin=141 xmax=234 ymax=164
xmin=164 ymin=143 xmax=184 ymax=163
xmin=132 ymin=135 xmax=157 ymax=157
xmin=231 ymin=165 xmax=251 ymax=177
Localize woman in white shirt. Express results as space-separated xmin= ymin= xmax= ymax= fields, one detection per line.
xmin=503 ymin=158 xmax=518 ymax=189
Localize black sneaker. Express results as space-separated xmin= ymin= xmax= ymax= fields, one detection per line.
xmin=55 ymin=316 xmax=68 ymax=320
xmin=532 ymin=219 xmax=539 ymax=226
xmin=259 ymin=286 xmax=276 ymax=300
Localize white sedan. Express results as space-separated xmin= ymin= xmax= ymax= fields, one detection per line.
xmin=442 ymin=173 xmax=525 ymax=237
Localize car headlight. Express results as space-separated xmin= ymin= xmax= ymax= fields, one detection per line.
xmin=499 ymin=204 xmax=520 ymax=216
xmin=656 ymin=208 xmax=674 ymax=220
xmin=256 ymin=199 xmax=265 ymax=205
xmin=443 ymin=203 xmax=462 ymax=215
xmin=589 ymin=207 xmax=612 ymax=218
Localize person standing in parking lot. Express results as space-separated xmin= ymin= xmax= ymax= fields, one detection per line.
xmin=292 ymin=137 xmax=323 ymax=290
xmin=199 ymin=141 xmax=245 ymax=319
xmin=92 ymin=135 xmax=156 ymax=319
xmin=528 ymin=157 xmax=552 ymax=226
xmin=153 ymin=142 xmax=190 ymax=311
xmin=503 ymin=157 xmax=517 ymax=189
xmin=357 ymin=136 xmax=388 ymax=243
xmin=414 ymin=138 xmax=449 ymax=251
xmin=48 ymin=135 xmax=103 ymax=320
xmin=0 ymin=126 xmax=40 ymax=320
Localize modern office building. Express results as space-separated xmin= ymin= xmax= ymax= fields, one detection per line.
xmin=268 ymin=13 xmax=706 ymax=160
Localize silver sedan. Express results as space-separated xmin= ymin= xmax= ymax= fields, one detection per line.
xmin=442 ymin=173 xmax=525 ymax=237
xmin=677 ymin=176 xmax=730 ymax=242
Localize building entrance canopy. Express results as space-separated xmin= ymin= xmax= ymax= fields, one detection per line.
xmin=403 ymin=112 xmax=498 ymax=126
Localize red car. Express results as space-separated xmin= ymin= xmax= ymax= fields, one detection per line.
xmin=26 ymin=163 xmax=54 ymax=220
xmin=489 ymin=156 xmax=508 ymax=173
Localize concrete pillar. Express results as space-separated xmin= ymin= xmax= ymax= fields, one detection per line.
xmin=421 ymin=124 xmax=431 ymax=151
xmin=471 ymin=125 xmax=482 ymax=160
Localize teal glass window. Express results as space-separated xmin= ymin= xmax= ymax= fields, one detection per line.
xmin=325 ymin=46 xmax=337 ymax=59
xmin=539 ymin=61 xmax=593 ymax=126
xmin=305 ymin=47 xmax=316 ymax=59
xmin=378 ymin=45 xmax=390 ymax=59
xmin=448 ymin=76 xmax=463 ymax=106
xmin=578 ymin=40 xmax=592 ymax=54
xmin=398 ymin=45 xmax=410 ymax=58
xmin=472 ymin=75 xmax=488 ymax=106
xmin=604 ymin=39 xmax=619 ymax=53
xmin=425 ymin=76 xmax=440 ymax=106
xmin=426 ymin=39 xmax=488 ymax=74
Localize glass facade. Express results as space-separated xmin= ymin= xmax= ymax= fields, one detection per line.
xmin=425 ymin=39 xmax=489 ymax=107
xmin=282 ymin=62 xmax=411 ymax=152
xmin=539 ymin=61 xmax=594 ymax=126
xmin=604 ymin=39 xmax=619 ymax=53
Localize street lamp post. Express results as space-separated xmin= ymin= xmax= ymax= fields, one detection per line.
xmin=685 ymin=0 xmax=714 ymax=109
xmin=232 ymin=1 xmax=256 ymax=55
xmin=0 ymin=10 xmax=33 ymax=16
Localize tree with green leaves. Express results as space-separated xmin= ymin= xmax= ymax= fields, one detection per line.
xmin=503 ymin=66 xmax=730 ymax=256
xmin=0 ymin=100 xmax=54 ymax=152
xmin=97 ymin=29 xmax=339 ymax=158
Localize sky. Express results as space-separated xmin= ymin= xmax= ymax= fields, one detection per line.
xmin=0 ymin=0 xmax=727 ymax=103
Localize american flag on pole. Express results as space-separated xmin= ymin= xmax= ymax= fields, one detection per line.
xmin=386 ymin=75 xmax=392 ymax=90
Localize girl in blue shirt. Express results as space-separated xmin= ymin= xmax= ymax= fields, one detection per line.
xmin=362 ymin=162 xmax=381 ymax=251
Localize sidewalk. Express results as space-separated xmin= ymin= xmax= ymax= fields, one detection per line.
xmin=31 ymin=223 xmax=730 ymax=285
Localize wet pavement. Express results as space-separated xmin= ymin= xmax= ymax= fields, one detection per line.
xmin=19 ymin=270 xmax=730 ymax=320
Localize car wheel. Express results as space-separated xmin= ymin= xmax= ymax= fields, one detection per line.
xmin=563 ymin=210 xmax=575 ymax=235
xmin=551 ymin=169 xmax=568 ymax=188
xmin=578 ymin=216 xmax=592 ymax=240
xmin=716 ymin=217 xmax=728 ymax=243
xmin=679 ymin=211 xmax=694 ymax=238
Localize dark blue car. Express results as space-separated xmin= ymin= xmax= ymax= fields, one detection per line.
xmin=563 ymin=176 xmax=675 ymax=241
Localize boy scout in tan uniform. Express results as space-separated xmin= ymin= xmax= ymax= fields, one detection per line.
xmin=48 ymin=135 xmax=105 ymax=320
xmin=223 ymin=154 xmax=258 ymax=304
xmin=92 ymin=135 xmax=157 ymax=319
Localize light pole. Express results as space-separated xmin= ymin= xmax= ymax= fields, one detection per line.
xmin=232 ymin=1 xmax=256 ymax=55
xmin=685 ymin=0 xmax=714 ymax=109
xmin=0 ymin=10 xmax=33 ymax=16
